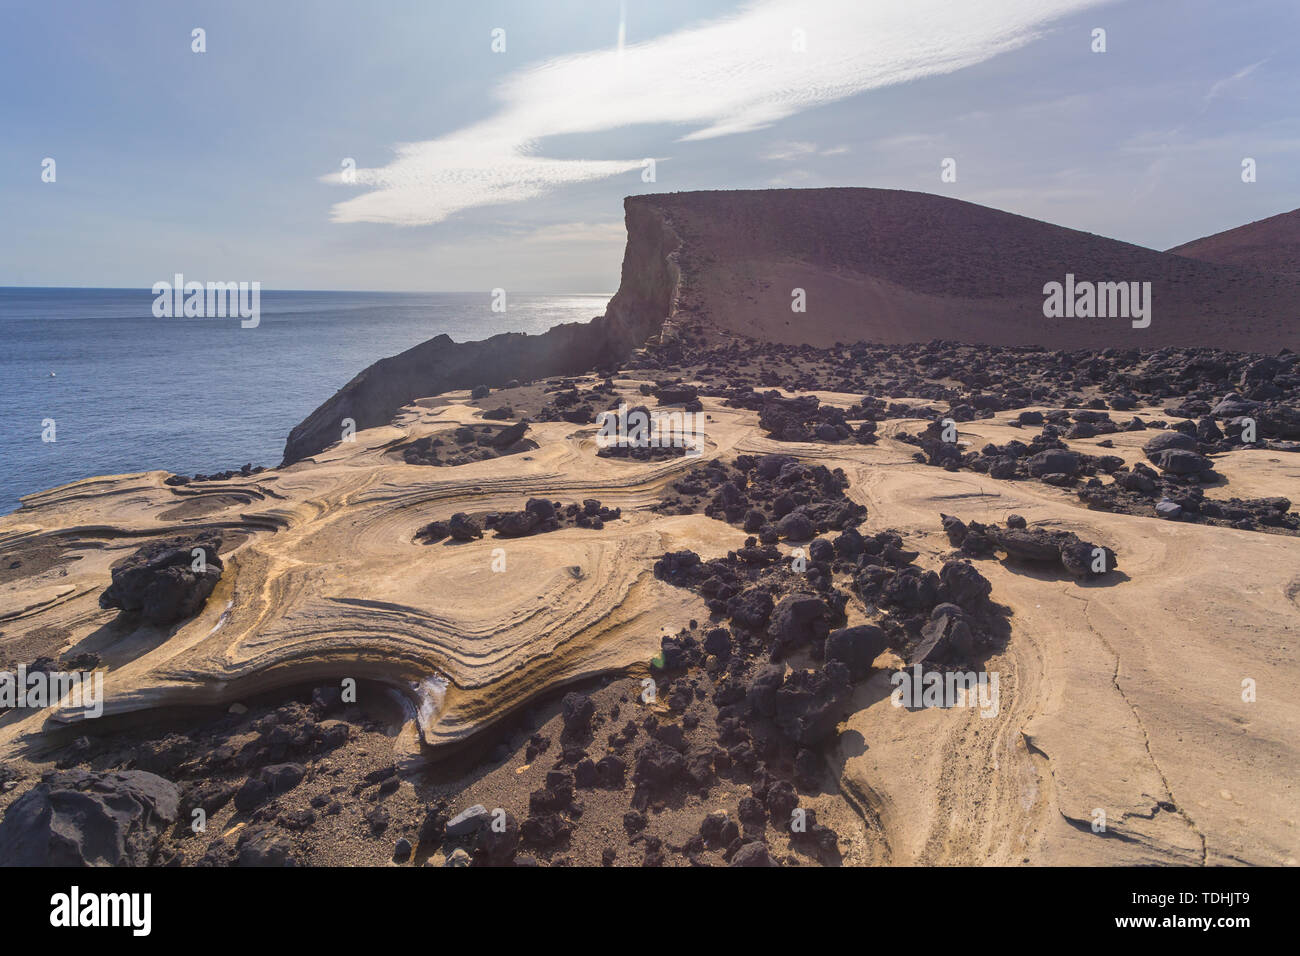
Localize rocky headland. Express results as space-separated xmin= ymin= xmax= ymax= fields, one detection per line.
xmin=2 ymin=189 xmax=1297 ymax=867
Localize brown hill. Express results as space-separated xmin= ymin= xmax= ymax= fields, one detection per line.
xmin=283 ymin=188 xmax=1298 ymax=463
xmin=632 ymin=188 xmax=1298 ymax=350
xmin=1167 ymin=207 xmax=1300 ymax=276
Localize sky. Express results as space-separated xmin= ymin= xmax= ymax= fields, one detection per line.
xmin=1 ymin=0 xmax=1297 ymax=292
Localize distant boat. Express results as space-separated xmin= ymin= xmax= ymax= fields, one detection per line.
xmin=49 ymin=372 xmax=56 ymax=377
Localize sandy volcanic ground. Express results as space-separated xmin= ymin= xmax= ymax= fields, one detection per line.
xmin=1 ymin=376 xmax=1297 ymax=866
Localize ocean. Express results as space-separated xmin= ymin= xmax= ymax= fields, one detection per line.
xmin=0 ymin=288 xmax=610 ymax=513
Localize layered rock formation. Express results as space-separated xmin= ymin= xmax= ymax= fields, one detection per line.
xmin=4 ymin=344 xmax=1300 ymax=866
xmin=5 ymin=189 xmax=1300 ymax=867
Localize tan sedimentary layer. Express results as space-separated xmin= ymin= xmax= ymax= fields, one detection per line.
xmin=1 ymin=386 xmax=1296 ymax=865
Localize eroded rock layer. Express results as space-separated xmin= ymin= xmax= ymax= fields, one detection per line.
xmin=3 ymin=348 xmax=1298 ymax=866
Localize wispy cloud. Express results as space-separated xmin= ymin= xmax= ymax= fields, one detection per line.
xmin=1204 ymin=58 xmax=1267 ymax=104
xmin=762 ymin=140 xmax=850 ymax=161
xmin=762 ymin=140 xmax=819 ymax=161
xmin=324 ymin=0 xmax=1112 ymax=226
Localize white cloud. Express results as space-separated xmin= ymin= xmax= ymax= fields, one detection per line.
xmin=325 ymin=0 xmax=1112 ymax=225
xmin=762 ymin=140 xmax=819 ymax=161
xmin=1204 ymin=59 xmax=1267 ymax=104
xmin=762 ymin=140 xmax=851 ymax=161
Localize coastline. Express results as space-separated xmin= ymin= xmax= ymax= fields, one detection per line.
xmin=3 ymin=190 xmax=1299 ymax=867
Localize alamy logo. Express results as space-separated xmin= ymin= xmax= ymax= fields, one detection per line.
xmin=0 ymin=667 xmax=103 ymax=717
xmin=890 ymin=665 xmax=1000 ymax=718
xmin=1042 ymin=273 xmax=1150 ymax=329
xmin=152 ymin=274 xmax=260 ymax=328
xmin=50 ymin=886 xmax=151 ymax=936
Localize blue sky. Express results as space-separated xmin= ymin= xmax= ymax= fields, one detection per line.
xmin=2 ymin=0 xmax=1297 ymax=292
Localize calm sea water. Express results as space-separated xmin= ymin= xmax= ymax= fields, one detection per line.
xmin=0 ymin=289 xmax=610 ymax=512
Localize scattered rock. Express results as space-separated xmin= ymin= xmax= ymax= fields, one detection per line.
xmin=0 ymin=769 xmax=179 ymax=866
xmin=99 ymin=532 xmax=223 ymax=624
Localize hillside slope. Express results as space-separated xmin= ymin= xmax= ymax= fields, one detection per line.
xmin=635 ymin=188 xmax=1299 ymax=349
xmin=1167 ymin=207 xmax=1300 ymax=276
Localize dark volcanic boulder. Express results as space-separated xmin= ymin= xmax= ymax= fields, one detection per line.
xmin=416 ymin=520 xmax=451 ymax=543
xmin=745 ymin=664 xmax=785 ymax=717
xmin=939 ymin=560 xmax=992 ymax=613
xmin=490 ymin=421 xmax=530 ymax=448
xmin=910 ymin=604 xmax=973 ymax=666
xmin=1209 ymin=394 xmax=1258 ymax=419
xmin=988 ymin=456 xmax=1019 ymax=479
xmin=560 ymin=692 xmax=595 ymax=738
xmin=525 ymin=497 xmax=556 ymax=520
xmin=793 ymin=749 xmax=823 ymax=791
xmin=988 ymin=528 xmax=1064 ymax=563
xmin=767 ymin=593 xmax=832 ymax=658
xmin=824 ymin=625 xmax=888 ymax=679
xmin=520 ymin=813 xmax=572 ymax=849
xmin=755 ymin=454 xmax=796 ymax=479
xmin=730 ymin=586 xmax=775 ymax=630
xmin=235 ymin=825 xmax=296 ymax=867
xmin=494 ymin=510 xmax=541 ymax=537
xmin=985 ymin=524 xmax=1118 ymax=578
xmin=1150 ymin=448 xmax=1213 ymax=475
xmin=447 ymin=512 xmax=483 ymax=540
xmin=1026 ymin=449 xmax=1081 ymax=478
xmin=475 ymin=811 xmax=520 ymax=865
xmin=1154 ymin=499 xmax=1183 ymax=520
xmin=0 ymin=769 xmax=180 ymax=866
xmin=233 ymin=777 xmax=271 ymax=812
xmin=774 ymin=663 xmax=852 ymax=745
xmin=1116 ymin=464 xmax=1159 ymax=494
xmin=633 ymin=740 xmax=686 ymax=789
xmin=99 ymin=532 xmax=223 ymax=625
xmin=654 ymin=383 xmax=699 ymax=404
xmin=703 ymin=626 xmax=732 ymax=657
xmin=729 ymin=842 xmax=779 ymax=866
xmin=1142 ymin=430 xmax=1198 ymax=459
xmin=1059 ymin=540 xmax=1118 ymax=577
xmin=261 ymin=763 xmax=306 ymax=796
xmin=941 ymin=513 xmax=968 ymax=546
xmin=879 ymin=566 xmax=942 ymax=610
xmin=775 ymin=510 xmax=815 ymax=541
xmin=1260 ymin=405 xmax=1300 ymax=440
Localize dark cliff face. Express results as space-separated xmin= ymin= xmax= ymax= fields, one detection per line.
xmin=280 ymin=199 xmax=680 ymax=465
xmin=282 ymin=186 xmax=1298 ymax=464
xmin=611 ymin=188 xmax=1300 ymax=351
